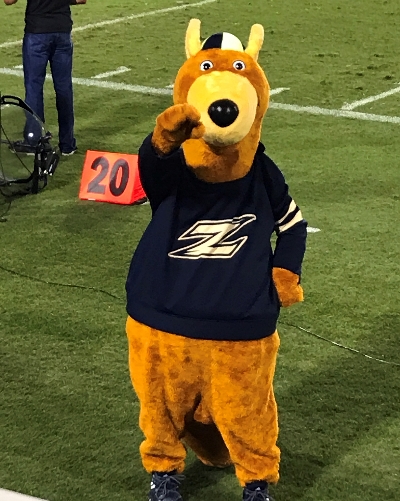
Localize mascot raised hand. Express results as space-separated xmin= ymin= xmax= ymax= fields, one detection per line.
xmin=125 ymin=18 xmax=307 ymax=501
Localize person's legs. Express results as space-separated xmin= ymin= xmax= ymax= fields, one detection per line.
xmin=49 ymin=33 xmax=76 ymax=153
xmin=22 ymin=33 xmax=50 ymax=145
xmin=210 ymin=332 xmax=281 ymax=487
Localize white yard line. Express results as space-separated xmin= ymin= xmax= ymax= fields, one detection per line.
xmin=270 ymin=87 xmax=290 ymax=95
xmin=1 ymin=67 xmax=399 ymax=125
xmin=0 ymin=68 xmax=173 ymax=95
xmin=71 ymin=76 xmax=173 ymax=95
xmin=341 ymin=84 xmax=400 ymax=110
xmin=92 ymin=66 xmax=131 ymax=79
xmin=269 ymin=101 xmax=400 ymax=125
xmin=0 ymin=0 xmax=216 ymax=50
xmin=0 ymin=489 xmax=48 ymax=501
xmin=0 ymin=40 xmax=22 ymax=49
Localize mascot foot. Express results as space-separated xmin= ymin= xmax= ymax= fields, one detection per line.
xmin=149 ymin=471 xmax=185 ymax=501
xmin=243 ymin=482 xmax=274 ymax=501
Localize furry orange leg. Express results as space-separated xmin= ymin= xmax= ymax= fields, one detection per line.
xmin=207 ymin=333 xmax=281 ymax=485
xmin=127 ymin=317 xmax=188 ymax=474
xmin=126 ymin=317 xmax=229 ymax=473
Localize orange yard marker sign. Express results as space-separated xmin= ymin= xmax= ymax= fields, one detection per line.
xmin=79 ymin=151 xmax=146 ymax=205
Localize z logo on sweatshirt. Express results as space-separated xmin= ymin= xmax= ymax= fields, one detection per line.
xmin=168 ymin=214 xmax=256 ymax=259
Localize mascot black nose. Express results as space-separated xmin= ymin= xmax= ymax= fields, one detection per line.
xmin=208 ymin=99 xmax=239 ymax=128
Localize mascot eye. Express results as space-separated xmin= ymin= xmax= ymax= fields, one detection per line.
xmin=233 ymin=60 xmax=246 ymax=70
xmin=200 ymin=60 xmax=213 ymax=71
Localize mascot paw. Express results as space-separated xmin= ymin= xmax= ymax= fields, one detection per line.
xmin=272 ymin=267 xmax=304 ymax=308
xmin=152 ymin=103 xmax=205 ymax=155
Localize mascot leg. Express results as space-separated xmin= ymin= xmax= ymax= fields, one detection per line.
xmin=127 ymin=316 xmax=233 ymax=472
xmin=210 ymin=331 xmax=281 ymax=486
xmin=126 ymin=316 xmax=188 ymax=473
xmin=127 ymin=316 xmax=230 ymax=473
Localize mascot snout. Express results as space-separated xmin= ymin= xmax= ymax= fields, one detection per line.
xmin=208 ymin=99 xmax=238 ymax=128
xmin=186 ymin=69 xmax=258 ymax=145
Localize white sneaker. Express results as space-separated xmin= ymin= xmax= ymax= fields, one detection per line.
xmin=61 ymin=148 xmax=77 ymax=156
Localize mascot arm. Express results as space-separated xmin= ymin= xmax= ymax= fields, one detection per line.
xmin=138 ymin=133 xmax=183 ymax=212
xmin=272 ymin=266 xmax=304 ymax=308
xmin=262 ymin=155 xmax=307 ymax=307
xmin=272 ymin=220 xmax=306 ymax=308
xmin=272 ymin=219 xmax=307 ymax=308
xmin=152 ymin=103 xmax=205 ymax=155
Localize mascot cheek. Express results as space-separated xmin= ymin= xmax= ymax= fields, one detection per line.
xmin=186 ymin=72 xmax=258 ymax=146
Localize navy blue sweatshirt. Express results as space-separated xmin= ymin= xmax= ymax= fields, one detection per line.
xmin=125 ymin=134 xmax=307 ymax=341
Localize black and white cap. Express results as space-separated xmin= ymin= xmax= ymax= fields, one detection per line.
xmin=201 ymin=32 xmax=244 ymax=52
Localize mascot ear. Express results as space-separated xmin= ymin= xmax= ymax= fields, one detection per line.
xmin=245 ymin=23 xmax=264 ymax=61
xmin=185 ymin=18 xmax=202 ymax=58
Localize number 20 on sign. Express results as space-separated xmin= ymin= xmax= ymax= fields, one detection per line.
xmin=79 ymin=150 xmax=146 ymax=205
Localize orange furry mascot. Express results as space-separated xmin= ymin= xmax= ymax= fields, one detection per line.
xmin=125 ymin=19 xmax=307 ymax=501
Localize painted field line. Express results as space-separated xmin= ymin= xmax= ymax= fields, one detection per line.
xmin=1 ymin=67 xmax=400 ymax=124
xmin=73 ymin=76 xmax=175 ymax=95
xmin=0 ymin=68 xmax=172 ymax=95
xmin=0 ymin=0 xmax=216 ymax=49
xmin=342 ymin=84 xmax=400 ymax=110
xmin=92 ymin=66 xmax=131 ymax=79
xmin=269 ymin=102 xmax=400 ymax=125
xmin=0 ymin=489 xmax=48 ymax=501
xmin=270 ymin=87 xmax=290 ymax=95
xmin=0 ymin=40 xmax=22 ymax=50
xmin=307 ymin=227 xmax=321 ymax=233
xmin=0 ymin=68 xmax=289 ymax=98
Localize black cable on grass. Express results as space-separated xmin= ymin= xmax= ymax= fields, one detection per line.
xmin=279 ymin=321 xmax=400 ymax=367
xmin=0 ymin=264 xmax=122 ymax=301
xmin=0 ymin=262 xmax=399 ymax=367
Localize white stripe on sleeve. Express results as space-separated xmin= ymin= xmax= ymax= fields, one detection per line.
xmin=278 ymin=210 xmax=304 ymax=232
xmin=277 ymin=200 xmax=297 ymax=224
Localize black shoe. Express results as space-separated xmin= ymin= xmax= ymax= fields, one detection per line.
xmin=9 ymin=140 xmax=37 ymax=156
xmin=148 ymin=471 xmax=185 ymax=501
xmin=243 ymin=482 xmax=274 ymax=501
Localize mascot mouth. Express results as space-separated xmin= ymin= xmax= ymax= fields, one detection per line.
xmin=186 ymin=71 xmax=258 ymax=146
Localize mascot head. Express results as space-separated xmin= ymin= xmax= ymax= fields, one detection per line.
xmin=174 ymin=19 xmax=270 ymax=150
xmin=153 ymin=19 xmax=271 ymax=183
xmin=172 ymin=19 xmax=270 ymax=182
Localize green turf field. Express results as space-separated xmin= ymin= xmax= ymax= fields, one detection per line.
xmin=0 ymin=1 xmax=399 ymax=500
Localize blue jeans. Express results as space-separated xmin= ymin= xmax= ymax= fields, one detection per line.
xmin=23 ymin=32 xmax=76 ymax=153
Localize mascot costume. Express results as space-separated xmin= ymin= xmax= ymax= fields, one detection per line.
xmin=125 ymin=18 xmax=307 ymax=501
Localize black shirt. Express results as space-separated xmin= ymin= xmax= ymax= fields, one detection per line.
xmin=25 ymin=0 xmax=73 ymax=34
xmin=125 ymin=134 xmax=307 ymax=341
